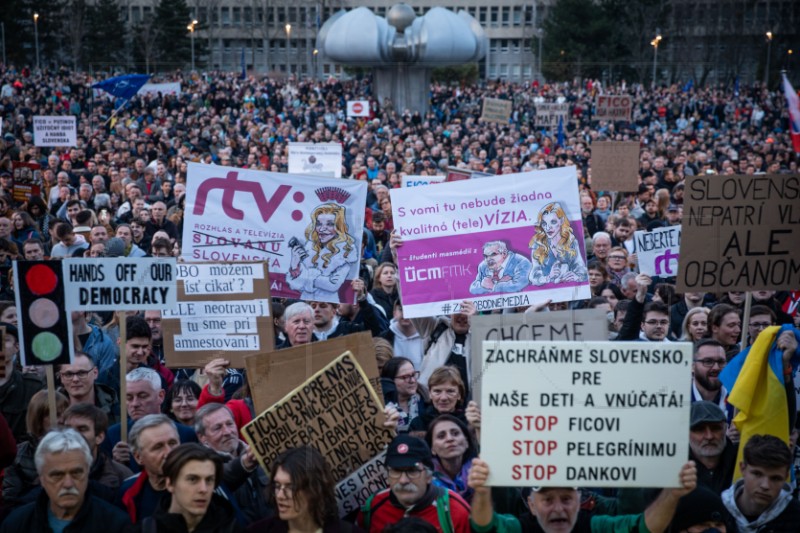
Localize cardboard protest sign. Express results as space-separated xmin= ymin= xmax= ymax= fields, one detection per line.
xmin=481 ymin=97 xmax=512 ymax=123
xmin=677 ymin=174 xmax=800 ymax=292
xmin=390 ymin=167 xmax=590 ymax=318
xmin=595 ymin=95 xmax=632 ymax=121
xmin=481 ymin=341 xmax=691 ymax=487
xmin=635 ymin=226 xmax=681 ymax=277
xmin=401 ymin=175 xmax=446 ymax=188
xmin=242 ymin=351 xmax=393 ymax=482
xmin=11 ymin=161 xmax=42 ymax=203
xmin=245 ymin=331 xmax=381 ymax=415
xmin=33 ymin=116 xmax=77 ymax=147
xmin=162 ymin=262 xmax=274 ymax=368
xmin=535 ymin=103 xmax=569 ymax=127
xmin=469 ymin=309 xmax=609 ymax=406
xmin=590 ymin=142 xmax=640 ymax=192
xmin=183 ymin=163 xmax=367 ymax=304
xmin=346 ymin=100 xmax=370 ymax=117
xmin=62 ymin=257 xmax=177 ymax=311
xmin=288 ymin=142 xmax=343 ymax=178
xmin=13 ymin=261 xmax=74 ymax=367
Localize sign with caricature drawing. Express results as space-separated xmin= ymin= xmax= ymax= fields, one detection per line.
xmin=182 ymin=163 xmax=367 ymax=303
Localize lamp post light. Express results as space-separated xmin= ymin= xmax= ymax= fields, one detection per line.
xmin=650 ymin=32 xmax=662 ymax=87
xmin=188 ymin=20 xmax=198 ymax=71
xmin=33 ymin=12 xmax=40 ymax=71
xmin=764 ymin=31 xmax=773 ymax=86
xmin=313 ymin=48 xmax=318 ymax=80
xmin=285 ymin=24 xmax=292 ymax=75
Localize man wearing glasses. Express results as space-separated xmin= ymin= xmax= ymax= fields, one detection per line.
xmin=745 ymin=305 xmax=776 ymax=347
xmin=58 ymin=352 xmax=121 ymax=426
xmin=358 ymin=434 xmax=471 ymax=532
xmin=469 ymin=241 xmax=531 ymax=295
xmin=690 ymin=339 xmax=732 ymax=421
xmin=617 ymin=273 xmax=674 ymax=342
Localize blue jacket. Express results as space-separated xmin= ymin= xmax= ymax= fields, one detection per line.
xmin=469 ymin=252 xmax=532 ymax=295
xmin=83 ymin=324 xmax=119 ymax=377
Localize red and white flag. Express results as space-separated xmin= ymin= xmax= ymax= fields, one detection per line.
xmin=782 ymin=73 xmax=800 ymax=154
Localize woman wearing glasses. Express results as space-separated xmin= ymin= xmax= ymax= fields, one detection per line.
xmin=247 ymin=446 xmax=364 ymax=532
xmin=381 ymin=357 xmax=425 ymax=433
xmin=605 ymin=246 xmax=631 ymax=286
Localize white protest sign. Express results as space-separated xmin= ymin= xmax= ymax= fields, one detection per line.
xmin=138 ymin=82 xmax=182 ymax=95
xmin=183 ymin=163 xmax=367 ymax=304
xmin=535 ymin=103 xmax=569 ymax=127
xmin=335 ymin=451 xmax=388 ymax=517
xmin=481 ymin=341 xmax=691 ymax=487
xmin=634 ymin=225 xmax=681 ymax=277
xmin=288 ymin=142 xmax=343 ymax=178
xmin=401 ymin=175 xmax=446 ymax=188
xmin=63 ymin=257 xmax=177 ymax=311
xmin=347 ymin=100 xmax=370 ymax=117
xmin=33 ymin=116 xmax=77 ymax=147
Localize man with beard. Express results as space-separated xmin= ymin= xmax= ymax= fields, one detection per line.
xmin=690 ymin=339 xmax=733 ymax=420
xmin=689 ymin=401 xmax=737 ymax=495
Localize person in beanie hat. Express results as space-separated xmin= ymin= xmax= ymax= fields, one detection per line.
xmin=357 ymin=435 xmax=470 ymax=532
xmin=670 ymin=485 xmax=730 ymax=532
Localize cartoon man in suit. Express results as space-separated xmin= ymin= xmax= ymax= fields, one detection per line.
xmin=469 ymin=240 xmax=532 ymax=295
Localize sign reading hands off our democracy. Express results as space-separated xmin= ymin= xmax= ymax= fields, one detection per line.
xmin=676 ymin=174 xmax=800 ymax=292
xmin=480 ymin=341 xmax=691 ymax=487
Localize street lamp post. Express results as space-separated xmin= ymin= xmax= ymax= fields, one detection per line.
xmin=285 ymin=24 xmax=292 ymax=75
xmin=33 ymin=13 xmax=40 ymax=71
xmin=650 ymin=32 xmax=662 ymax=87
xmin=188 ymin=20 xmax=198 ymax=71
xmin=764 ymin=31 xmax=773 ymax=87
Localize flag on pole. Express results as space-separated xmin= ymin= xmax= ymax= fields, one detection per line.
xmin=92 ymin=74 xmax=151 ymax=100
xmin=782 ymin=73 xmax=800 ymax=153
xmin=734 ymin=76 xmax=740 ymax=97
xmin=556 ymin=116 xmax=565 ymax=148
xmin=240 ymin=47 xmax=246 ymax=80
xmin=682 ymin=78 xmax=693 ymax=93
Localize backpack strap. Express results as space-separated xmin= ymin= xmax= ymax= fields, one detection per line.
xmin=435 ymin=488 xmax=454 ymax=533
xmin=425 ymin=322 xmax=450 ymax=354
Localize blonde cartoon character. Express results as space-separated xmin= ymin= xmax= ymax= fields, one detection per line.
xmin=529 ymin=202 xmax=588 ymax=286
xmin=287 ymin=203 xmax=358 ymax=301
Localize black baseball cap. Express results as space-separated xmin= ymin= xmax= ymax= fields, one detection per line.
xmin=385 ymin=435 xmax=433 ymax=470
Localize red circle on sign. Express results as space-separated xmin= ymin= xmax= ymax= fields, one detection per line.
xmin=26 ymin=264 xmax=58 ymax=296
xmin=353 ymin=103 xmax=363 ymax=113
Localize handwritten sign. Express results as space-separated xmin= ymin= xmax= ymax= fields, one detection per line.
xmin=161 ymin=262 xmax=274 ymax=368
xmin=635 ymin=226 xmax=681 ymax=277
xmin=288 ymin=142 xmax=343 ymax=178
xmin=676 ymin=174 xmax=800 ymax=292
xmin=590 ymin=142 xmax=640 ymax=192
xmin=242 ymin=352 xmax=392 ymax=481
xmin=595 ymin=95 xmax=632 ymax=122
xmin=481 ymin=341 xmax=691 ymax=487
xmin=336 ymin=451 xmax=388 ymax=517
xmin=33 ymin=116 xmax=77 ymax=147
xmin=481 ymin=98 xmax=512 ymax=123
xmin=535 ymin=103 xmax=569 ymax=127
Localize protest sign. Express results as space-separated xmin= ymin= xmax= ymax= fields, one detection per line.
xmin=535 ymin=103 xmax=569 ymax=127
xmin=288 ymin=142 xmax=343 ymax=178
xmin=635 ymin=226 xmax=681 ymax=277
xmin=11 ymin=161 xmax=42 ymax=203
xmin=481 ymin=97 xmax=512 ymax=123
xmin=245 ymin=331 xmax=381 ymax=414
xmin=161 ymin=262 xmax=273 ymax=368
xmin=336 ymin=451 xmax=387 ymax=517
xmin=347 ymin=100 xmax=370 ymax=117
xmin=590 ymin=141 xmax=640 ymax=192
xmin=33 ymin=116 xmax=77 ymax=147
xmin=183 ymin=162 xmax=367 ymax=304
xmin=481 ymin=341 xmax=691 ymax=487
xmin=595 ymin=95 xmax=632 ymax=121
xmin=62 ymin=257 xmax=177 ymax=311
xmin=138 ymin=82 xmax=182 ymax=95
xmin=470 ymin=309 xmax=609 ymax=406
xmin=242 ymin=351 xmax=393 ymax=481
xmin=390 ymin=167 xmax=590 ymax=318
xmin=401 ymin=175 xmax=446 ymax=188
xmin=676 ymin=174 xmax=800 ymax=292
xmin=445 ymin=167 xmax=472 ymax=182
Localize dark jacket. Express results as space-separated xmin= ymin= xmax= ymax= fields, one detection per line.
xmin=138 ymin=493 xmax=244 ymax=533
xmin=369 ymin=288 xmax=398 ymax=318
xmin=0 ymin=413 xmax=15 ymax=470
xmin=220 ymin=441 xmax=272 ymax=525
xmin=1 ymin=436 xmax=38 ymax=506
xmin=57 ymin=383 xmax=122 ymax=427
xmin=247 ymin=516 xmax=362 ymax=533
xmin=0 ymin=488 xmax=133 ymax=533
xmin=0 ymin=371 xmax=44 ymax=441
xmin=691 ymin=439 xmax=738 ymax=496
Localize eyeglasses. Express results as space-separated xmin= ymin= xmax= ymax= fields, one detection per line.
xmin=272 ymin=483 xmax=294 ymax=496
xmin=387 ymin=467 xmax=426 ymax=480
xmin=608 ymin=255 xmax=627 ymax=260
xmin=694 ymin=358 xmax=727 ymax=368
xmin=644 ymin=320 xmax=669 ymax=327
xmin=395 ymin=371 xmax=420 ymax=382
xmin=58 ymin=368 xmax=94 ymax=380
xmin=430 ymin=388 xmax=459 ymax=397
xmin=748 ymin=322 xmax=772 ymax=330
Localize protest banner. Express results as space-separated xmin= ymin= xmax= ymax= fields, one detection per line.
xmin=183 ymin=162 xmax=367 ymax=304
xmin=390 ymin=167 xmax=590 ymax=318
xmin=590 ymin=141 xmax=640 ymax=192
xmin=534 ymin=103 xmax=569 ymax=127
xmin=33 ymin=116 xmax=77 ymax=147
xmin=595 ymin=95 xmax=632 ymax=121
xmin=11 ymin=161 xmax=42 ymax=203
xmin=242 ymin=352 xmax=393 ymax=482
xmin=481 ymin=97 xmax=512 ymax=123
xmin=138 ymin=82 xmax=182 ymax=95
xmin=288 ymin=142 xmax=343 ymax=178
xmin=676 ymin=174 xmax=800 ymax=292
xmin=469 ymin=309 xmax=608 ymax=406
xmin=401 ymin=175 xmax=446 ymax=188
xmin=336 ymin=451 xmax=388 ymax=517
xmin=445 ymin=167 xmax=472 ymax=182
xmin=481 ymin=341 xmax=691 ymax=487
xmin=347 ymin=100 xmax=370 ymax=117
xmin=62 ymin=257 xmax=177 ymax=311
xmin=245 ymin=331 xmax=381 ymax=414
xmin=161 ymin=262 xmax=273 ymax=368
xmin=635 ymin=226 xmax=681 ymax=277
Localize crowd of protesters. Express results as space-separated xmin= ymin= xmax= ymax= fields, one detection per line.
xmin=0 ymin=63 xmax=799 ymax=532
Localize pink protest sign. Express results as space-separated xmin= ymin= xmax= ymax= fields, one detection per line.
xmin=390 ymin=167 xmax=590 ymax=318
xmin=183 ymin=163 xmax=367 ymax=304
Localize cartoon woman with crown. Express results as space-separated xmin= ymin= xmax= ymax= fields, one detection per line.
xmin=287 ymin=193 xmax=358 ymax=302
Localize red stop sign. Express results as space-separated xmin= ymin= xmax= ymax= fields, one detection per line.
xmin=353 ymin=102 xmax=363 ymax=114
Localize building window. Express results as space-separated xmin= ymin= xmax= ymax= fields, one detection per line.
xmin=490 ymin=7 xmax=499 ymax=26
xmin=479 ymin=7 xmax=487 ymax=23
xmin=501 ymin=7 xmax=510 ymax=27
xmin=221 ymin=7 xmax=230 ymax=26
xmin=233 ymin=7 xmax=241 ymax=26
